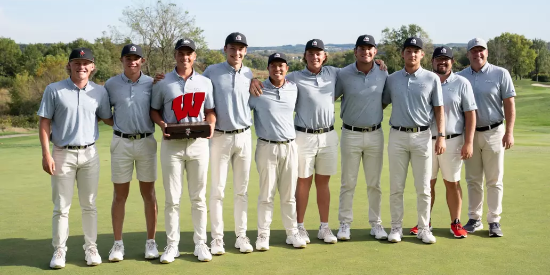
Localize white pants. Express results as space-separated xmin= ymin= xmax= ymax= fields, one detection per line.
xmin=255 ymin=140 xmax=299 ymax=236
xmin=110 ymin=134 xmax=157 ymax=183
xmin=338 ymin=128 xmax=384 ymax=226
xmin=161 ymin=138 xmax=209 ymax=245
xmin=432 ymin=135 xmax=464 ymax=182
xmin=388 ymin=128 xmax=432 ymax=229
xmin=209 ymin=129 xmax=252 ymax=239
xmin=465 ymin=125 xmax=505 ymax=223
xmin=51 ymin=145 xmax=100 ymax=250
xmin=295 ymin=130 xmax=339 ymax=178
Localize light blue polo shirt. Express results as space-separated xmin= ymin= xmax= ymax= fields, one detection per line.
xmin=37 ymin=78 xmax=112 ymax=147
xmin=382 ymin=67 xmax=443 ymax=127
xmin=203 ymin=62 xmax=253 ymax=131
xmin=430 ymin=73 xmax=478 ymax=135
xmin=151 ymin=69 xmax=214 ymax=124
xmin=289 ymin=66 xmax=339 ymax=129
xmin=249 ymin=79 xmax=298 ymax=141
xmin=457 ymin=63 xmax=516 ymax=127
xmin=105 ymin=72 xmax=155 ymax=134
xmin=335 ymin=63 xmax=388 ymax=127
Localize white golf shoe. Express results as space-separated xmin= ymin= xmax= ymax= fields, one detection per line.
xmin=210 ymin=238 xmax=225 ymax=255
xmin=194 ymin=243 xmax=212 ymax=262
xmin=160 ymin=245 xmax=180 ymax=264
xmin=49 ymin=248 xmax=66 ymax=269
xmin=370 ymin=224 xmax=389 ymax=240
xmin=298 ymin=226 xmax=311 ymax=244
xmin=84 ymin=245 xmax=102 ymax=266
xmin=388 ymin=227 xmax=403 ymax=243
xmin=417 ymin=228 xmax=437 ymax=244
xmin=318 ymin=226 xmax=338 ymax=244
xmin=286 ymin=233 xmax=307 ymax=248
xmin=108 ymin=242 xmax=124 ymax=262
xmin=235 ymin=235 xmax=253 ymax=253
xmin=144 ymin=240 xmax=160 ymax=259
xmin=256 ymin=234 xmax=270 ymax=251
xmin=337 ymin=223 xmax=351 ymax=240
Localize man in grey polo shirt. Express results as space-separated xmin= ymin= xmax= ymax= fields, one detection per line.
xmin=409 ymin=46 xmax=477 ymax=238
xmin=37 ymin=48 xmax=112 ymax=268
xmin=457 ymin=38 xmax=516 ymax=237
xmin=250 ymin=52 xmax=307 ymax=250
xmin=335 ymin=35 xmax=389 ymax=241
xmin=104 ymin=44 xmax=159 ymax=262
xmin=204 ymin=32 xmax=254 ymax=254
xmin=150 ymin=38 xmax=216 ymax=263
xmin=382 ymin=37 xmax=445 ymax=244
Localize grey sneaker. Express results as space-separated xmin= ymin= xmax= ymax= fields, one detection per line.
xmin=463 ymin=219 xmax=483 ymax=233
xmin=488 ymin=222 xmax=503 ymax=237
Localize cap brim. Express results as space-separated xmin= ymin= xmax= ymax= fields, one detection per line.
xmin=404 ymin=45 xmax=423 ymax=50
xmin=432 ymin=54 xmax=453 ymax=59
xmin=122 ymin=53 xmax=143 ymax=58
xmin=175 ymin=45 xmax=196 ymax=51
xmin=306 ymin=46 xmax=324 ymax=51
xmin=69 ymin=57 xmax=94 ymax=63
xmin=226 ymin=41 xmax=248 ymax=47
xmin=355 ymin=42 xmax=376 ymax=48
xmin=268 ymin=58 xmax=287 ymax=65
xmin=468 ymin=45 xmax=487 ymax=51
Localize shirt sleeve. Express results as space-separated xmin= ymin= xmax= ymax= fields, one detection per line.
xmin=37 ymin=85 xmax=55 ymax=119
xmin=151 ymin=81 xmax=163 ymax=110
xmin=204 ymin=79 xmax=215 ymax=110
xmin=382 ymin=78 xmax=392 ymax=105
xmin=461 ymin=80 xmax=478 ymax=112
xmin=248 ymin=95 xmax=256 ymax=110
xmin=431 ymin=77 xmax=444 ymax=107
xmin=335 ymin=72 xmax=344 ymax=100
xmin=202 ymin=66 xmax=211 ymax=79
xmin=97 ymin=89 xmax=112 ymax=119
xmin=500 ymin=69 xmax=516 ymax=99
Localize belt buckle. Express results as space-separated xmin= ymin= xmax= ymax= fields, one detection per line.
xmin=129 ymin=136 xmax=135 ymax=141
xmin=406 ymin=128 xmax=412 ymax=133
xmin=362 ymin=128 xmax=368 ymax=133
xmin=135 ymin=134 xmax=142 ymax=140
xmin=318 ymin=129 xmax=324 ymax=134
xmin=413 ymin=128 xmax=418 ymax=133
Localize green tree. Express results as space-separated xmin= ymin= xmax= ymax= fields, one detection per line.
xmin=201 ymin=49 xmax=225 ymax=68
xmin=19 ymin=43 xmax=48 ymax=75
xmin=489 ymin=33 xmax=536 ymax=79
xmin=379 ymin=24 xmax=433 ymax=73
xmin=531 ymin=38 xmax=550 ymax=81
xmin=0 ymin=37 xmax=22 ymax=77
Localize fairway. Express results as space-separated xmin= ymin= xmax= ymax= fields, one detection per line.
xmin=0 ymin=80 xmax=549 ymax=274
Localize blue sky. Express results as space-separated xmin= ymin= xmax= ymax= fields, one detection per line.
xmin=0 ymin=0 xmax=547 ymax=49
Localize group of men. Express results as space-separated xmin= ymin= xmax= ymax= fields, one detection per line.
xmin=37 ymin=31 xmax=515 ymax=269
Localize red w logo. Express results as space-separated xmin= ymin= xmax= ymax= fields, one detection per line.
xmin=171 ymin=92 xmax=205 ymax=121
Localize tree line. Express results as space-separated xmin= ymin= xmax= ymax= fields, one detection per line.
xmin=0 ymin=0 xmax=549 ymax=124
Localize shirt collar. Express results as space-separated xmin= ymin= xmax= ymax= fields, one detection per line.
xmin=302 ymin=66 xmax=324 ymax=76
xmin=263 ymin=78 xmax=287 ymax=89
xmin=172 ymin=67 xmax=196 ymax=80
xmin=353 ymin=62 xmax=376 ymax=75
xmin=469 ymin=62 xmax=490 ymax=74
xmin=402 ymin=66 xmax=424 ymax=77
xmin=442 ymin=72 xmax=456 ymax=84
xmin=121 ymin=72 xmax=143 ymax=84
xmin=223 ymin=61 xmax=243 ymax=74
xmin=67 ymin=78 xmax=89 ymax=91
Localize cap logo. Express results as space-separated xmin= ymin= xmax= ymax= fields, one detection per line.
xmin=236 ymin=35 xmax=242 ymax=41
xmin=441 ymin=48 xmax=447 ymax=53
xmin=312 ymin=40 xmax=317 ymax=46
xmin=130 ymin=46 xmax=136 ymax=52
xmin=184 ymin=40 xmax=190 ymax=44
xmin=411 ymin=39 xmax=416 ymax=44
xmin=274 ymin=53 xmax=280 ymax=58
xmin=363 ymin=37 xmax=370 ymax=42
xmin=475 ymin=39 xmax=479 ymax=42
xmin=80 ymin=50 xmax=85 ymax=56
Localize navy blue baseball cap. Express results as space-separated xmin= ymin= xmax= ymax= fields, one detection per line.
xmin=432 ymin=46 xmax=453 ymax=59
xmin=175 ymin=38 xmax=196 ymax=51
xmin=403 ymin=37 xmax=423 ymax=49
xmin=356 ymin=35 xmax=376 ymax=47
xmin=305 ymin=39 xmax=325 ymax=51
xmin=225 ymin=32 xmax=248 ymax=46
xmin=69 ymin=48 xmax=94 ymax=62
xmin=268 ymin=52 xmax=288 ymax=65
xmin=121 ymin=43 xmax=143 ymax=58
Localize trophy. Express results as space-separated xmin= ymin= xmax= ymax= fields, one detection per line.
xmin=164 ymin=121 xmax=211 ymax=139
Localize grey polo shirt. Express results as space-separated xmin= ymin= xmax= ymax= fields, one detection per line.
xmin=288 ymin=66 xmax=339 ymax=129
xmin=249 ymin=79 xmax=298 ymax=141
xmin=105 ymin=72 xmax=155 ymax=134
xmin=430 ymin=73 xmax=478 ymax=135
xmin=151 ymin=69 xmax=214 ymax=123
xmin=457 ymin=63 xmax=516 ymax=127
xmin=203 ymin=62 xmax=253 ymax=131
xmin=382 ymin=67 xmax=443 ymax=127
xmin=37 ymin=78 xmax=112 ymax=147
xmin=335 ymin=63 xmax=388 ymax=127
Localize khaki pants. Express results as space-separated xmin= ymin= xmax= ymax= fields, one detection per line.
xmin=161 ymin=138 xmax=209 ymax=245
xmin=338 ymin=128 xmax=384 ymax=226
xmin=255 ymin=140 xmax=299 ymax=236
xmin=209 ymin=129 xmax=252 ymax=239
xmin=388 ymin=128 xmax=432 ymax=229
xmin=465 ymin=125 xmax=505 ymax=223
xmin=51 ymin=145 xmax=100 ymax=250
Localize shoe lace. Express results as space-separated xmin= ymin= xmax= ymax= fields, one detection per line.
xmin=211 ymin=238 xmax=224 ymax=247
xmin=490 ymin=223 xmax=500 ymax=229
xmin=196 ymin=243 xmax=209 ymax=254
xmin=53 ymin=248 xmax=64 ymax=259
xmin=373 ymin=224 xmax=384 ymax=233
xmin=86 ymin=246 xmax=98 ymax=256
xmin=146 ymin=241 xmax=157 ymax=251
xmin=164 ymin=245 xmax=177 ymax=256
xmin=390 ymin=227 xmax=402 ymax=234
xmin=320 ymin=227 xmax=335 ymax=237
xmin=109 ymin=243 xmax=123 ymax=254
xmin=239 ymin=236 xmax=251 ymax=245
xmin=292 ymin=232 xmax=303 ymax=241
xmin=257 ymin=234 xmax=268 ymax=243
xmin=298 ymin=226 xmax=309 ymax=237
xmin=419 ymin=228 xmax=432 ymax=237
xmin=340 ymin=223 xmax=350 ymax=232
xmin=465 ymin=219 xmax=477 ymax=226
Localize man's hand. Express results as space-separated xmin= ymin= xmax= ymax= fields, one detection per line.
xmin=42 ymin=154 xmax=55 ymax=175
xmin=160 ymin=122 xmax=170 ymax=139
xmin=375 ymin=59 xmax=387 ymax=71
xmin=461 ymin=141 xmax=473 ymax=159
xmin=206 ymin=123 xmax=215 ymax=139
xmin=502 ymin=132 xmax=514 ymax=149
xmin=153 ymin=73 xmax=165 ymax=84
xmin=435 ymin=137 xmax=446 ymax=155
xmin=249 ymin=79 xmax=264 ymax=97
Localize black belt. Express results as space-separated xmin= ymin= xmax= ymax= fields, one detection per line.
xmin=476 ymin=121 xmax=503 ymax=132
xmin=391 ymin=126 xmax=430 ymax=133
xmin=61 ymin=143 xmax=95 ymax=150
xmin=215 ymin=126 xmax=250 ymax=134
xmin=295 ymin=125 xmax=334 ymax=134
xmin=258 ymin=138 xmax=294 ymax=144
xmin=432 ymin=134 xmax=462 ymax=140
xmin=343 ymin=123 xmax=381 ymax=133
xmin=114 ymin=130 xmax=152 ymax=140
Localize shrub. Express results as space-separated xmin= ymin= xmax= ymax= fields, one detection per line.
xmin=532 ymin=74 xmax=550 ymax=82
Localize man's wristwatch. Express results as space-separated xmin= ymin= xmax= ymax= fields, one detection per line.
xmin=437 ymin=132 xmax=445 ymax=138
